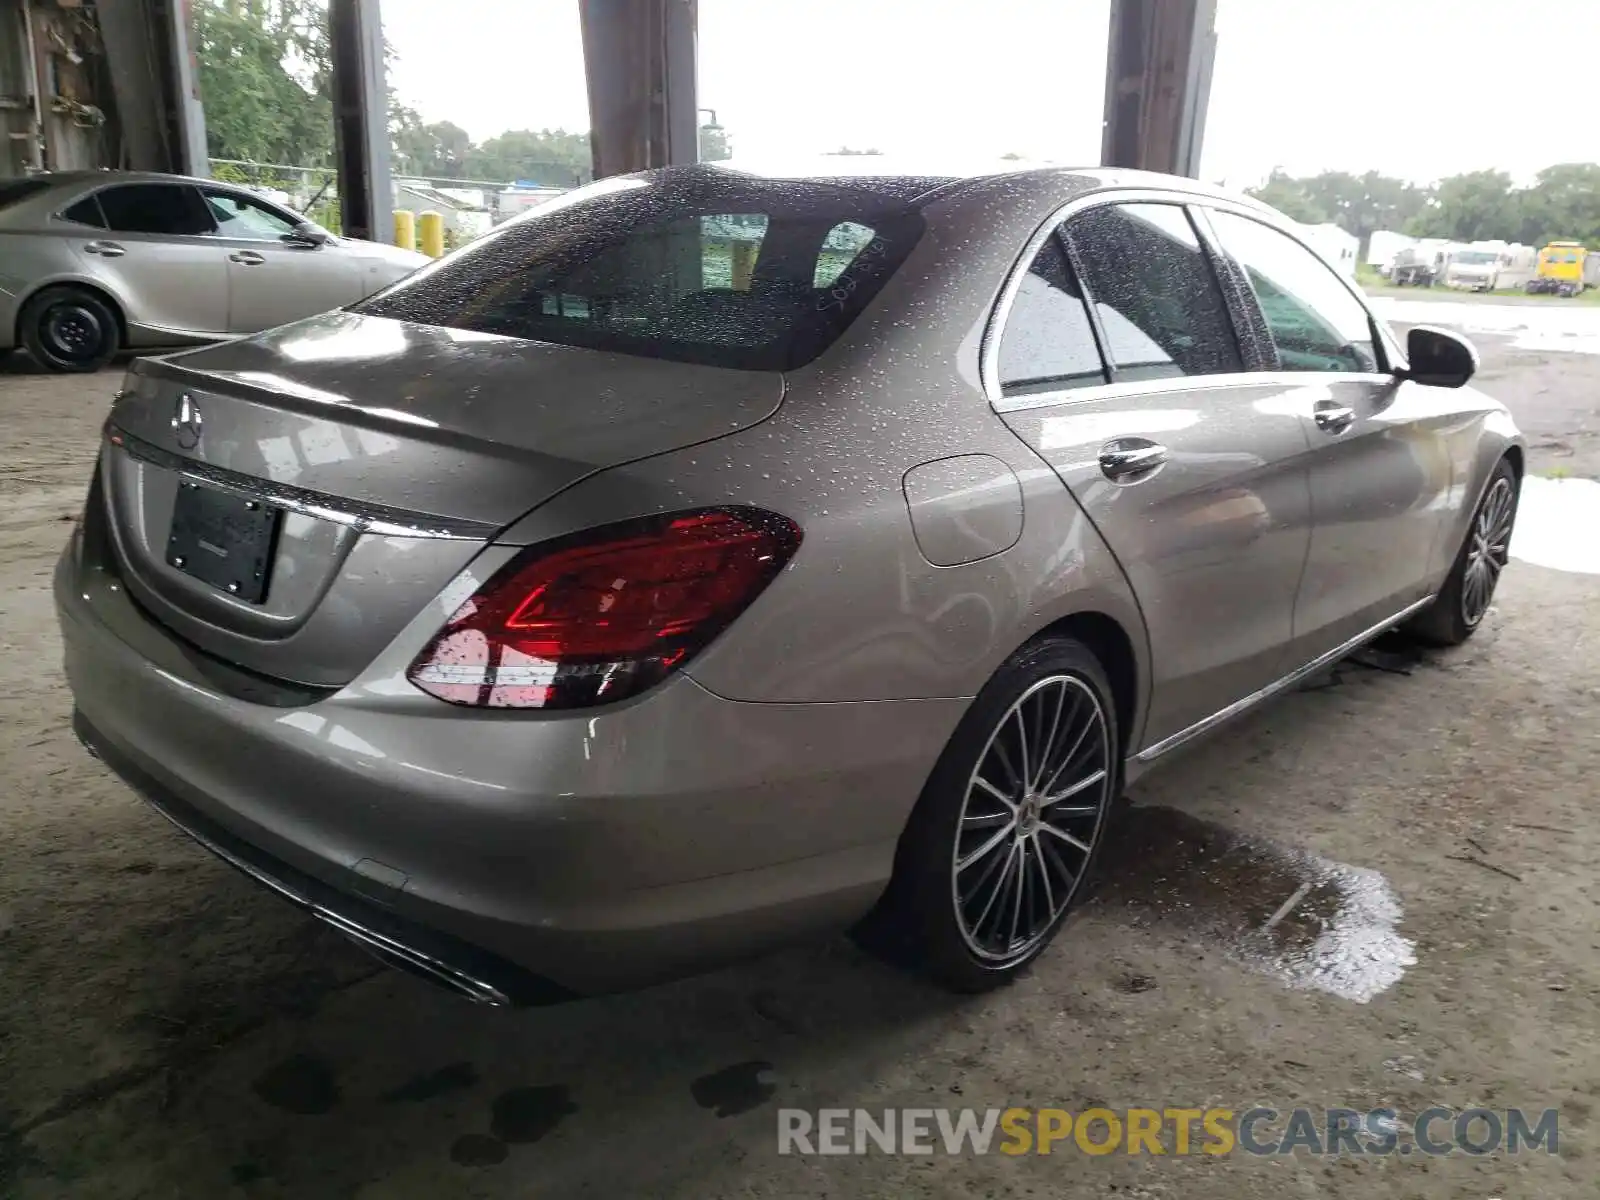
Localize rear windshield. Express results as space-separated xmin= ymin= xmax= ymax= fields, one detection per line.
xmin=353 ymin=170 xmax=926 ymax=370
xmin=0 ymin=178 xmax=52 ymax=211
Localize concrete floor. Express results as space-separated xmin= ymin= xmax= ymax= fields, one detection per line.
xmin=2 ymin=302 xmax=1598 ymax=1198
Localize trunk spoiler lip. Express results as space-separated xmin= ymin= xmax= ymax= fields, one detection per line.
xmin=106 ymin=421 xmax=496 ymax=542
xmin=129 ymin=356 xmax=540 ymax=468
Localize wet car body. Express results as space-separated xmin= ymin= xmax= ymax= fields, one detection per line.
xmin=56 ymin=164 xmax=1524 ymax=1003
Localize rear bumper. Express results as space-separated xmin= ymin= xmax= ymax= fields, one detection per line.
xmin=71 ymin=709 xmax=559 ymax=1006
xmin=55 ymin=536 xmax=966 ymax=996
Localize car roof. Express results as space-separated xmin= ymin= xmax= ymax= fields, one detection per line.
xmin=23 ymin=169 xmax=249 ymax=190
xmin=697 ymin=159 xmax=1279 ymax=216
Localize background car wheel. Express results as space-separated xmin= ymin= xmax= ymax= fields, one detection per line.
xmin=1408 ymin=458 xmax=1518 ymax=647
xmin=864 ymin=636 xmax=1120 ymax=993
xmin=20 ymin=286 xmax=119 ymax=373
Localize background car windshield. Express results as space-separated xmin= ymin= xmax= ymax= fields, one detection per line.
xmin=353 ymin=172 xmax=926 ymax=370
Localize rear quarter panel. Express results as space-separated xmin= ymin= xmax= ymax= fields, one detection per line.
xmin=491 ymin=177 xmax=1153 ymax=739
xmin=0 ymin=231 xmax=128 ymax=349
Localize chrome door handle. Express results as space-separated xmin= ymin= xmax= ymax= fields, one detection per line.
xmin=229 ymin=250 xmax=266 ymax=265
xmin=84 ymin=241 xmax=125 ymax=258
xmin=1099 ymin=439 xmax=1169 ymax=481
xmin=1313 ymin=402 xmax=1356 ymax=433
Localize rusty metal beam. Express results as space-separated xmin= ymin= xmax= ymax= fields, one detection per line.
xmin=579 ymin=0 xmax=697 ymax=179
xmin=98 ymin=0 xmax=208 ymax=175
xmin=1102 ymin=0 xmax=1217 ymax=177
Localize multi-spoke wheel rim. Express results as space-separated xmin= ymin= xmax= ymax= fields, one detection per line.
xmin=1462 ymin=477 xmax=1515 ymax=628
xmin=952 ymin=674 xmax=1112 ymax=964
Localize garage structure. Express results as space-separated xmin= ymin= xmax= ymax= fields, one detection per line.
xmin=1 ymin=0 xmax=1218 ymax=218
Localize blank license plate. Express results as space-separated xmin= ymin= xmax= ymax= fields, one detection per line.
xmin=167 ymin=481 xmax=281 ymax=604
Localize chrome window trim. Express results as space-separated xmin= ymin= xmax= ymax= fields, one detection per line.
xmin=109 ymin=424 xmax=495 ymax=541
xmin=981 ymin=187 xmax=1409 ymax=408
xmin=994 ymin=368 xmax=1400 ymax=415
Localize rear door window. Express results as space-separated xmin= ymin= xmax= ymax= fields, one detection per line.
xmin=997 ymin=234 xmax=1106 ymax=395
xmin=1065 ymin=202 xmax=1243 ymax=381
xmin=354 ymin=174 xmax=925 ymax=370
xmin=1208 ymin=210 xmax=1379 ymax=373
xmin=61 ymin=195 xmax=107 ymax=228
xmin=96 ymin=184 xmax=216 ymax=237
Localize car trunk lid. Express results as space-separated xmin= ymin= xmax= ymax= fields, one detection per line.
xmin=99 ymin=311 xmax=784 ymax=687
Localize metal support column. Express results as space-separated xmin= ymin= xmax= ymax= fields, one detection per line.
xmin=579 ymin=0 xmax=698 ymax=179
xmin=329 ymin=0 xmax=392 ymax=242
xmin=1101 ymin=0 xmax=1217 ymax=178
xmin=96 ymin=0 xmax=209 ymax=174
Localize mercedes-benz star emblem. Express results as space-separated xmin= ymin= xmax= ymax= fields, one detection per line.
xmin=172 ymin=393 xmax=202 ymax=450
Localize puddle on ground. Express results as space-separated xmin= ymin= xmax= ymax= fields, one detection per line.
xmin=1511 ymin=475 xmax=1600 ymax=575
xmin=1370 ymin=297 xmax=1600 ymax=356
xmin=1091 ymin=806 xmax=1416 ymax=1004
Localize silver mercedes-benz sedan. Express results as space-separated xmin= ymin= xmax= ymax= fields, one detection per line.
xmin=0 ymin=171 xmax=428 ymax=372
xmin=57 ymin=164 xmax=1523 ymax=1005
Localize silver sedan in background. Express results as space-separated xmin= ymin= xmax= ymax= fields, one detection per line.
xmin=57 ymin=165 xmax=1522 ymax=1004
xmin=0 ymin=171 xmax=428 ymax=372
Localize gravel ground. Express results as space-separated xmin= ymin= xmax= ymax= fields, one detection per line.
xmin=1 ymin=302 xmax=1597 ymax=1198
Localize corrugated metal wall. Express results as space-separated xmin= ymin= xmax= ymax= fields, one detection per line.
xmin=1 ymin=0 xmax=39 ymax=176
xmin=0 ymin=0 xmax=111 ymax=179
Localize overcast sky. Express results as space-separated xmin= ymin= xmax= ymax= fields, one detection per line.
xmin=381 ymin=0 xmax=1600 ymax=186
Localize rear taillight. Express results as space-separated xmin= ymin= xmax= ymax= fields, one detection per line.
xmin=407 ymin=507 xmax=802 ymax=709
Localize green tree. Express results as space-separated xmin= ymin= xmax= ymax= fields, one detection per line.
xmin=464 ymin=128 xmax=591 ymax=186
xmin=1407 ymin=169 xmax=1517 ymax=241
xmin=1246 ymin=170 xmax=1329 ymax=224
xmin=392 ymin=111 xmax=474 ymax=178
xmin=1515 ymin=162 xmax=1600 ymax=246
xmin=192 ymin=0 xmax=333 ymax=166
xmin=1249 ymin=169 xmax=1431 ymax=252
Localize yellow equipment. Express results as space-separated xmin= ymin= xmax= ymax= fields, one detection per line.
xmin=418 ymin=210 xmax=446 ymax=258
xmin=393 ymin=209 xmax=416 ymax=253
xmin=1527 ymin=241 xmax=1588 ymax=296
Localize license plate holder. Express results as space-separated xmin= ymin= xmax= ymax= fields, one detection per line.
xmin=167 ymin=481 xmax=281 ymax=604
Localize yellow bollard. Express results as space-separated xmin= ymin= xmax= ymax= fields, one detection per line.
xmin=418 ymin=210 xmax=445 ymax=258
xmin=393 ymin=208 xmax=416 ymax=252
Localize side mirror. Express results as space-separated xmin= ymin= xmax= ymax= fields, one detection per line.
xmin=1397 ymin=325 xmax=1477 ymax=388
xmin=282 ymin=225 xmax=329 ymax=249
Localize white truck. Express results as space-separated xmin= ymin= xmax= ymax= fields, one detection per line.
xmin=1443 ymin=241 xmax=1536 ymax=292
xmin=1297 ymin=222 xmax=1359 ymax=277
xmin=1367 ymin=230 xmax=1416 ymax=279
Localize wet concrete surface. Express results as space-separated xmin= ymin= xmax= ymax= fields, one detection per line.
xmin=2 ymin=303 xmax=1599 ymax=1197
xmin=1092 ymin=803 xmax=1415 ymax=1004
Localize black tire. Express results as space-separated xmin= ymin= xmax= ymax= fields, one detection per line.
xmin=19 ymin=286 xmax=120 ymax=373
xmin=864 ymin=636 xmax=1120 ymax=993
xmin=1407 ymin=458 xmax=1518 ymax=647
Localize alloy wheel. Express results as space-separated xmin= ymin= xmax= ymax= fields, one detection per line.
xmin=951 ymin=674 xmax=1112 ymax=963
xmin=1461 ymin=477 xmax=1515 ymax=627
